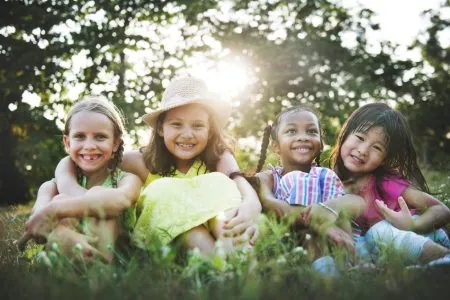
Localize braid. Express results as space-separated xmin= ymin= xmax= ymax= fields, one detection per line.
xmin=110 ymin=140 xmax=124 ymax=188
xmin=256 ymin=125 xmax=272 ymax=173
xmin=315 ymin=151 xmax=321 ymax=167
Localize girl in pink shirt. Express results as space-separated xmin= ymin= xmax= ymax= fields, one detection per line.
xmin=331 ymin=102 xmax=450 ymax=265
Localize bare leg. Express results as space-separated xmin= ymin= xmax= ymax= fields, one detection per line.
xmin=179 ymin=225 xmax=216 ymax=255
xmin=46 ymin=225 xmax=104 ymax=261
xmin=87 ymin=218 xmax=119 ymax=262
xmin=209 ymin=208 xmax=239 ymax=254
xmin=419 ymin=241 xmax=450 ymax=264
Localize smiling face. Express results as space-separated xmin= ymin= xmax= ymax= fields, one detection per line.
xmin=63 ymin=111 xmax=120 ymax=178
xmin=272 ymin=110 xmax=322 ymax=173
xmin=158 ymin=104 xmax=210 ymax=173
xmin=340 ymin=126 xmax=388 ymax=177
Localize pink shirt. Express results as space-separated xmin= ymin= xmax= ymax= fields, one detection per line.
xmin=353 ymin=175 xmax=410 ymax=233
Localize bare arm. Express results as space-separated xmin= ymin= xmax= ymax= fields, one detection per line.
xmin=121 ymin=150 xmax=149 ymax=182
xmin=256 ymin=171 xmax=304 ymax=220
xmin=216 ymin=151 xmax=262 ymax=214
xmin=47 ymin=172 xmax=142 ymax=219
xmin=31 ymin=180 xmax=58 ymax=214
xmin=55 ymin=156 xmax=86 ymax=196
xmin=403 ymin=187 xmax=450 ymax=233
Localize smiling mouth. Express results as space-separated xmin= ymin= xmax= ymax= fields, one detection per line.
xmin=292 ymin=147 xmax=311 ymax=154
xmin=80 ymin=154 xmax=102 ymax=161
xmin=350 ymin=155 xmax=364 ymax=164
xmin=176 ymin=143 xmax=195 ymax=150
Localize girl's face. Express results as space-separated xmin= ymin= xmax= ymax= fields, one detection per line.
xmin=63 ymin=111 xmax=120 ymax=177
xmin=159 ymin=104 xmax=210 ymax=172
xmin=272 ymin=110 xmax=322 ymax=173
xmin=340 ymin=126 xmax=388 ymax=177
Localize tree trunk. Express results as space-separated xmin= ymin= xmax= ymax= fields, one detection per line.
xmin=0 ymin=95 xmax=29 ymax=205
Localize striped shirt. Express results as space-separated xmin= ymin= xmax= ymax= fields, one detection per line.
xmin=268 ymin=165 xmax=345 ymax=206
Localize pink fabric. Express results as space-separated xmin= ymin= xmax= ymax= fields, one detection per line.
xmin=354 ymin=175 xmax=410 ymax=233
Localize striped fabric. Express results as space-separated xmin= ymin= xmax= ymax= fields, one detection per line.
xmin=268 ymin=165 xmax=345 ymax=206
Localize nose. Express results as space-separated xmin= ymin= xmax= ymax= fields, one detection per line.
xmin=296 ymin=132 xmax=310 ymax=141
xmin=357 ymin=143 xmax=368 ymax=156
xmin=181 ymin=126 xmax=194 ymax=138
xmin=83 ymin=138 xmax=96 ymax=150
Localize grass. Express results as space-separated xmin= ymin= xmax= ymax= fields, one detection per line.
xmin=1 ymin=170 xmax=450 ymax=299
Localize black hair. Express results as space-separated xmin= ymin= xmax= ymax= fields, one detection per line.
xmin=330 ymin=102 xmax=429 ymax=193
xmin=255 ymin=105 xmax=323 ymax=173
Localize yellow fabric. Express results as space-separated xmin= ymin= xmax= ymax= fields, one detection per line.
xmin=132 ymin=160 xmax=242 ymax=249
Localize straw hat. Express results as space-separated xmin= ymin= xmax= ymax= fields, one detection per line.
xmin=141 ymin=77 xmax=231 ymax=128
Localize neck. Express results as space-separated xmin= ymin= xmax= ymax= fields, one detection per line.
xmin=176 ymin=159 xmax=196 ymax=174
xmin=82 ymin=167 xmax=110 ymax=189
xmin=282 ymin=164 xmax=311 ymax=175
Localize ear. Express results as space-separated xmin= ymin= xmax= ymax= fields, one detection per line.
xmin=113 ymin=138 xmax=121 ymax=152
xmin=271 ymin=141 xmax=280 ymax=155
xmin=157 ymin=126 xmax=164 ymax=137
xmin=63 ymin=135 xmax=70 ymax=154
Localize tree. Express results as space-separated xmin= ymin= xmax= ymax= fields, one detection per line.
xmin=0 ymin=0 xmax=218 ymax=204
xmin=397 ymin=3 xmax=450 ymax=167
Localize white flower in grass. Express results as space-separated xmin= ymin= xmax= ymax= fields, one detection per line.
xmin=276 ymin=255 xmax=287 ymax=264
xmin=292 ymin=246 xmax=304 ymax=254
xmin=161 ymin=245 xmax=171 ymax=258
xmin=305 ymin=233 xmax=311 ymax=241
xmin=37 ymin=251 xmax=52 ymax=267
xmin=73 ymin=243 xmax=83 ymax=252
xmin=51 ymin=242 xmax=59 ymax=251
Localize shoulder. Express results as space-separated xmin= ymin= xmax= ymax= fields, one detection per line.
xmin=256 ymin=171 xmax=272 ymax=182
xmin=121 ymin=150 xmax=149 ymax=182
xmin=216 ymin=151 xmax=239 ymax=175
xmin=118 ymin=171 xmax=143 ymax=190
xmin=381 ymin=175 xmax=410 ymax=193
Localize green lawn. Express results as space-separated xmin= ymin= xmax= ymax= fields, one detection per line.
xmin=1 ymin=170 xmax=449 ymax=299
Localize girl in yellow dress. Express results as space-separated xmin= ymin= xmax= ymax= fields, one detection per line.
xmin=55 ymin=77 xmax=261 ymax=256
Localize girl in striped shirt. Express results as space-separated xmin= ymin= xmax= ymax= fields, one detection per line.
xmin=255 ymin=106 xmax=366 ymax=274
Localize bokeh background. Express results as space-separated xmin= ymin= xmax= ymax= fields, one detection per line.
xmin=1 ymin=0 xmax=449 ymax=206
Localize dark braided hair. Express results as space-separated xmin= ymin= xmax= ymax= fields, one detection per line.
xmin=256 ymin=105 xmax=324 ymax=173
xmin=255 ymin=125 xmax=273 ymax=173
xmin=64 ymin=96 xmax=126 ymax=188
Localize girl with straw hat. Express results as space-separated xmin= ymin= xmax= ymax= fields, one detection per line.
xmin=54 ymin=77 xmax=261 ymax=257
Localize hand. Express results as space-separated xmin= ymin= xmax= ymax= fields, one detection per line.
xmin=325 ymin=225 xmax=356 ymax=263
xmin=231 ymin=223 xmax=259 ymax=247
xmin=375 ymin=197 xmax=415 ymax=231
xmin=223 ymin=201 xmax=260 ymax=244
xmin=17 ymin=204 xmax=57 ymax=251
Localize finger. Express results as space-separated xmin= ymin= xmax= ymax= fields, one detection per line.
xmin=224 ymin=208 xmax=239 ymax=223
xmin=248 ymin=226 xmax=258 ymax=245
xmin=86 ymin=235 xmax=99 ymax=245
xmin=301 ymin=206 xmax=312 ymax=224
xmin=223 ymin=214 xmax=244 ymax=229
xmin=398 ymin=196 xmax=409 ymax=213
xmin=17 ymin=232 xmax=33 ymax=251
xmin=375 ymin=199 xmax=390 ymax=217
xmin=224 ymin=221 xmax=250 ymax=237
xmin=232 ymin=232 xmax=250 ymax=246
xmin=81 ymin=244 xmax=108 ymax=263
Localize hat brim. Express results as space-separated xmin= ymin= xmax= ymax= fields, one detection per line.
xmin=142 ymin=98 xmax=231 ymax=129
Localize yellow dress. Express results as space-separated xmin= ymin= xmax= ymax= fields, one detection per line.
xmin=132 ymin=160 xmax=242 ymax=249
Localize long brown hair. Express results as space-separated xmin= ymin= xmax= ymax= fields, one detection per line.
xmin=64 ymin=97 xmax=125 ymax=187
xmin=141 ymin=105 xmax=234 ymax=177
